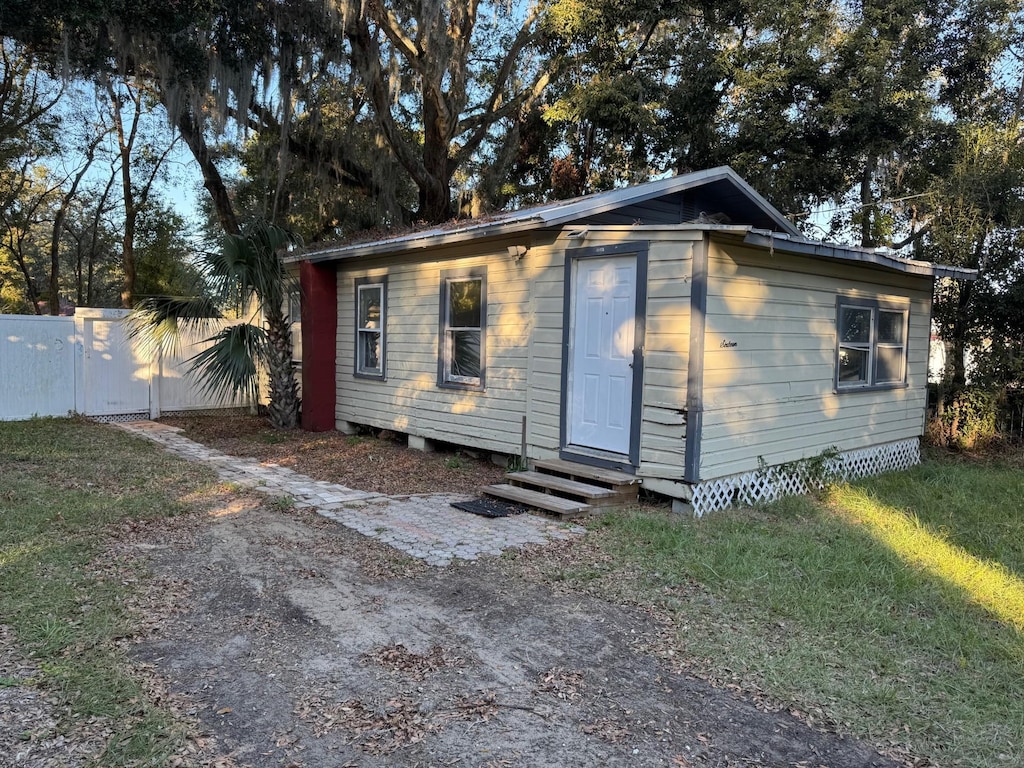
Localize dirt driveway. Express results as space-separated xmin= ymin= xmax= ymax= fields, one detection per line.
xmin=124 ymin=496 xmax=899 ymax=768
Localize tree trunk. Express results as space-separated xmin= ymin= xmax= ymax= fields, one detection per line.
xmin=420 ymin=98 xmax=454 ymax=222
xmin=10 ymin=242 xmax=41 ymax=313
xmin=86 ymin=172 xmax=116 ymax=307
xmin=48 ymin=151 xmax=95 ymax=314
xmin=121 ymin=211 xmax=136 ymax=308
xmin=263 ymin=303 xmax=299 ymax=429
xmin=107 ymin=79 xmax=140 ymax=307
xmin=176 ymin=109 xmax=240 ymax=235
xmin=48 ymin=210 xmax=63 ymax=315
xmin=949 ymin=230 xmax=987 ymax=392
xmin=950 ymin=280 xmax=972 ymax=391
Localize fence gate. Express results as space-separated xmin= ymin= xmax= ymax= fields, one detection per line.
xmin=1 ymin=309 xmax=252 ymax=421
xmin=78 ymin=309 xmax=152 ymax=418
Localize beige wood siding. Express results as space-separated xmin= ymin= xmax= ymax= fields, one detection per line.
xmin=522 ymin=240 xmax=566 ymax=460
xmin=333 ymin=226 xmax=698 ymax=464
xmin=329 ymin=225 xmax=932 ymax=487
xmin=525 ymin=230 xmax=697 ymax=466
xmin=698 ymin=238 xmax=933 ymax=480
xmin=335 ymin=243 xmax=536 ymax=456
xmin=636 ymin=238 xmax=695 ymax=478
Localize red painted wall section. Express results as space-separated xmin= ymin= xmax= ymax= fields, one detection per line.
xmin=299 ymin=260 xmax=338 ymax=432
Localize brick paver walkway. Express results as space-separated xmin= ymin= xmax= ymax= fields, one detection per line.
xmin=117 ymin=420 xmax=584 ymax=567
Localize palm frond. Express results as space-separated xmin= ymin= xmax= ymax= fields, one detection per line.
xmin=186 ymin=323 xmax=269 ymax=404
xmin=207 ymin=221 xmax=302 ymax=316
xmin=127 ymin=218 xmax=302 ymax=427
xmin=126 ymin=295 xmax=223 ymax=358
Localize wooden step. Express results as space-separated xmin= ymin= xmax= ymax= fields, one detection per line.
xmin=532 ymin=458 xmax=640 ymax=488
xmin=505 ymin=470 xmax=617 ymax=502
xmin=482 ymin=483 xmax=591 ymax=517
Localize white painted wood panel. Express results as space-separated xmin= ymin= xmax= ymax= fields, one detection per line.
xmin=567 ymin=254 xmax=637 ymax=455
xmin=80 ymin=310 xmax=151 ymax=416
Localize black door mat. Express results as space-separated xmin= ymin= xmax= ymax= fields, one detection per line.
xmin=451 ymin=498 xmax=530 ymax=518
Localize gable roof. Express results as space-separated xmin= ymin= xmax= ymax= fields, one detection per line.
xmin=294 ymin=166 xmax=801 ymax=263
xmin=290 ymin=166 xmax=976 ymax=281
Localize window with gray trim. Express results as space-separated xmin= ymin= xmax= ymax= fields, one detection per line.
xmin=439 ymin=270 xmax=485 ymax=388
xmin=836 ymin=299 xmax=908 ymax=389
xmin=355 ymin=278 xmax=386 ymax=378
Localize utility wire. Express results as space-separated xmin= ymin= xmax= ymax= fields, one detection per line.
xmin=791 ymin=191 xmax=936 ymax=219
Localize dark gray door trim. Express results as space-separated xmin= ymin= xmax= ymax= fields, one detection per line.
xmin=559 ymin=241 xmax=648 ymax=470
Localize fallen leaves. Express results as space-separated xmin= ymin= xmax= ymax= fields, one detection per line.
xmin=294 ymin=689 xmax=503 ymax=756
xmin=294 ymin=695 xmax=436 ymax=755
xmin=535 ymin=667 xmax=586 ymax=701
xmin=161 ymin=414 xmax=507 ymax=496
xmin=580 ymin=717 xmax=631 ymax=743
xmin=361 ymin=643 xmax=458 ymax=681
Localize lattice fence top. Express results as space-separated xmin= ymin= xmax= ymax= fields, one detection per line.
xmin=689 ymin=438 xmax=921 ymax=517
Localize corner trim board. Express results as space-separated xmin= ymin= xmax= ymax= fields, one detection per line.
xmin=684 ymin=235 xmax=709 ymax=483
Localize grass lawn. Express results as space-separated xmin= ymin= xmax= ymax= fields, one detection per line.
xmin=0 ymin=418 xmax=218 ymax=765
xmin=547 ymin=448 xmax=1024 ymax=768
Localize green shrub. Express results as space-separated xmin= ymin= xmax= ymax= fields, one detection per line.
xmin=932 ymin=387 xmax=998 ymax=449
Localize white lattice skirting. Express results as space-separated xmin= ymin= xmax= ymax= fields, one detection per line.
xmin=689 ymin=438 xmax=921 ymax=518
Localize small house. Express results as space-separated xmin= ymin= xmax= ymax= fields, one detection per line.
xmin=290 ymin=167 xmax=973 ymax=516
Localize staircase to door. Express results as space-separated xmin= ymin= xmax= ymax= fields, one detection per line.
xmin=482 ymin=458 xmax=640 ymax=519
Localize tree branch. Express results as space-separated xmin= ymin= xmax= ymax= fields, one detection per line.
xmin=174 ymin=107 xmax=240 ymax=235
xmin=889 ymin=221 xmax=933 ymax=250
xmin=49 ymin=135 xmax=102 ymax=314
xmin=345 ymin=12 xmax=430 ymax=189
xmin=456 ymin=8 xmax=544 ymax=170
xmin=242 ymin=101 xmax=414 ymax=225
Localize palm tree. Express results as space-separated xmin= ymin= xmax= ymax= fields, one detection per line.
xmin=129 ymin=220 xmax=302 ymax=429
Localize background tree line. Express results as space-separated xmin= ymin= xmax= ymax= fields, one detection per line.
xmin=0 ymin=0 xmax=1022 ymax=436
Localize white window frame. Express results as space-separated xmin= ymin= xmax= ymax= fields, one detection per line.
xmin=288 ymin=288 xmax=302 ymax=364
xmin=355 ymin=278 xmax=386 ymax=379
xmin=438 ymin=269 xmax=486 ymax=390
xmin=835 ymin=297 xmax=909 ymax=391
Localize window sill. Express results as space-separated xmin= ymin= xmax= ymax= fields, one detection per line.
xmin=835 ymin=381 xmax=909 ymax=394
xmin=438 ymin=380 xmax=484 ymax=392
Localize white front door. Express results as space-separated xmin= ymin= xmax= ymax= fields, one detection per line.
xmin=567 ymin=254 xmax=637 ymax=456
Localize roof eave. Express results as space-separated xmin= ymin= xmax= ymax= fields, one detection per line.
xmin=289 ymin=216 xmax=546 ymax=264
xmin=741 ymin=230 xmax=978 ymax=281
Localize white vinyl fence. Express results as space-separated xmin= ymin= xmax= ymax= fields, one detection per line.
xmin=0 ymin=309 xmax=251 ymax=422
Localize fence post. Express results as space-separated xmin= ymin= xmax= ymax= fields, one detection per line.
xmin=73 ymin=315 xmax=86 ymax=415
